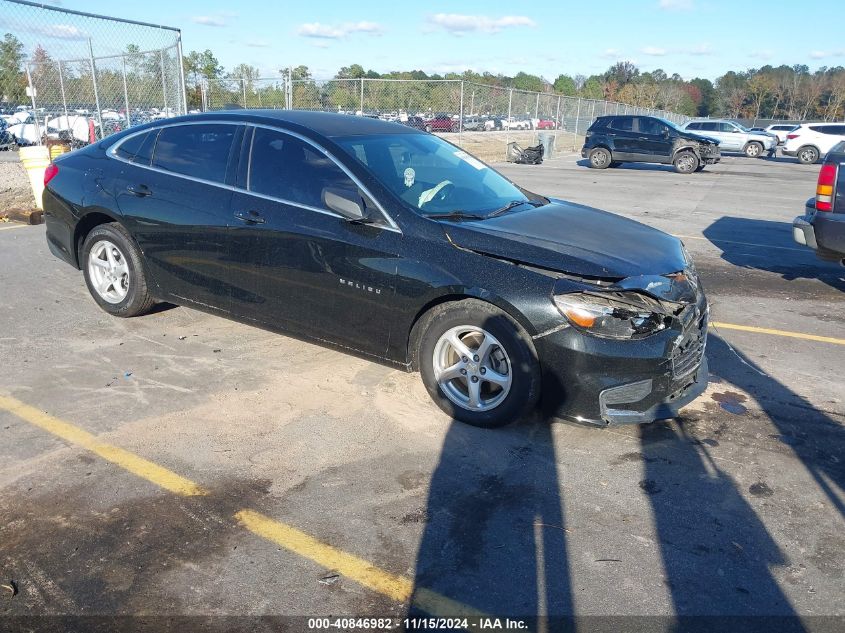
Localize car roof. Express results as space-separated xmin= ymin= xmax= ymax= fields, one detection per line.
xmin=145 ymin=109 xmax=423 ymax=139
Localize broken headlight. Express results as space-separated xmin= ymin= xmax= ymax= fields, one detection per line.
xmin=553 ymin=292 xmax=669 ymax=340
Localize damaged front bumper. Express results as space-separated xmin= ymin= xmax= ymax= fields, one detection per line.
xmin=536 ymin=284 xmax=709 ymax=426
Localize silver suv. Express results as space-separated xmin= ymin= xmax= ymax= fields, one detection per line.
xmin=682 ymin=119 xmax=777 ymax=158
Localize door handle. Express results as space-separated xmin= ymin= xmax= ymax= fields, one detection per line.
xmin=638 ymin=136 xmax=650 ymax=140
xmin=234 ymin=209 xmax=265 ymax=224
xmin=126 ymin=184 xmax=152 ymax=197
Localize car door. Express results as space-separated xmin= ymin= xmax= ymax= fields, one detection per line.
xmin=696 ymin=121 xmax=722 ymax=147
xmin=227 ymin=126 xmax=402 ymax=358
xmin=635 ymin=117 xmax=674 ymax=163
xmin=113 ymin=121 xmax=244 ymax=311
xmin=605 ymin=117 xmax=637 ymax=160
xmin=717 ymin=122 xmax=743 ymax=150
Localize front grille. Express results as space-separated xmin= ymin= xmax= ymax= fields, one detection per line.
xmin=671 ymin=312 xmax=707 ymax=379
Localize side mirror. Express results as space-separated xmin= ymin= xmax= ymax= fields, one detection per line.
xmin=323 ymin=186 xmax=365 ymax=220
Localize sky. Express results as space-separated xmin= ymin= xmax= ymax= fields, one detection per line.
xmin=11 ymin=0 xmax=845 ymax=81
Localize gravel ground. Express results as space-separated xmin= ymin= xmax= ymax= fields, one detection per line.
xmin=0 ymin=155 xmax=36 ymax=212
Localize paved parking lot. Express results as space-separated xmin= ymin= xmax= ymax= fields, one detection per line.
xmin=0 ymin=153 xmax=843 ymax=630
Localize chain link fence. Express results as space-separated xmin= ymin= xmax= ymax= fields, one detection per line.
xmin=1 ymin=0 xmax=185 ymax=147
xmin=199 ymin=75 xmax=689 ymax=162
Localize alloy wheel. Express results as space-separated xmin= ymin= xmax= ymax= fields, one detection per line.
xmin=591 ymin=150 xmax=609 ymax=167
xmin=87 ymin=240 xmax=130 ymax=304
xmin=432 ymin=325 xmax=512 ymax=412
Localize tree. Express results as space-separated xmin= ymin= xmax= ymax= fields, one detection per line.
xmin=605 ymin=61 xmax=639 ymax=87
xmin=552 ymin=74 xmax=576 ymax=95
xmin=336 ymin=64 xmax=365 ymax=79
xmin=746 ymin=73 xmax=775 ymax=120
xmin=0 ymin=33 xmax=25 ymax=105
xmin=280 ymin=65 xmax=311 ymax=80
xmin=512 ymin=71 xmax=544 ymax=92
xmin=690 ymin=78 xmax=715 ymax=116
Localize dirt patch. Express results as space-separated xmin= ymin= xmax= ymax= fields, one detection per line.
xmin=0 ymin=158 xmax=36 ymax=212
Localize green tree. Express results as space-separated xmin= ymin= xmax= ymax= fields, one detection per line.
xmin=552 ymin=74 xmax=576 ymax=95
xmin=512 ymin=71 xmax=544 ymax=92
xmin=336 ymin=64 xmax=365 ymax=79
xmin=0 ymin=33 xmax=25 ymax=105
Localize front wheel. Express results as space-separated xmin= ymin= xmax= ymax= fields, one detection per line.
xmin=82 ymin=222 xmax=155 ymax=317
xmin=744 ymin=141 xmax=763 ymax=158
xmin=673 ymin=151 xmax=700 ymax=174
xmin=797 ymin=146 xmax=820 ymax=165
xmin=588 ymin=147 xmax=611 ymax=169
xmin=418 ymin=300 xmax=540 ymax=428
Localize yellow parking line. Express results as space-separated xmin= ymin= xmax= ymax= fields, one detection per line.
xmin=0 ymin=394 xmax=480 ymax=617
xmin=712 ymin=322 xmax=845 ymax=346
xmin=0 ymin=223 xmax=28 ymax=231
xmin=0 ymin=395 xmax=206 ymax=496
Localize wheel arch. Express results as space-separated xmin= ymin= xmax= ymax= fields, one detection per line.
xmin=404 ymin=290 xmax=537 ymax=370
xmin=73 ymin=210 xmax=125 ymax=268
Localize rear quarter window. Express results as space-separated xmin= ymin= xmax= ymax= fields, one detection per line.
xmin=114 ymin=131 xmax=149 ymax=161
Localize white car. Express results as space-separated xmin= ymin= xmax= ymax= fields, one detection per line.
xmin=764 ymin=123 xmax=798 ymax=144
xmin=781 ymin=123 xmax=845 ymax=164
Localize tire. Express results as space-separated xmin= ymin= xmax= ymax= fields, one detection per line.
xmin=695 ymin=164 xmax=706 ymax=172
xmin=81 ymin=222 xmax=155 ymax=318
xmin=609 ymin=161 xmax=622 ymax=168
xmin=797 ymin=146 xmax=820 ymax=165
xmin=417 ymin=299 xmax=541 ymax=428
xmin=673 ymin=150 xmax=699 ymax=174
xmin=588 ymin=147 xmax=611 ymax=169
xmin=744 ymin=141 xmax=763 ymax=158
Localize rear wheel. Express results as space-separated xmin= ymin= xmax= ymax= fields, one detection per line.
xmin=744 ymin=141 xmax=763 ymax=158
xmin=797 ymin=146 xmax=820 ymax=165
xmin=418 ymin=300 xmax=540 ymax=428
xmin=82 ymin=222 xmax=155 ymax=317
xmin=673 ymin=151 xmax=699 ymax=174
xmin=588 ymin=147 xmax=611 ymax=169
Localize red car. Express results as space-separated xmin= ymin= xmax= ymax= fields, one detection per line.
xmin=424 ymin=115 xmax=455 ymax=133
xmin=536 ymin=119 xmax=557 ymax=130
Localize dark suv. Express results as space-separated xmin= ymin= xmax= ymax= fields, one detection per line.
xmin=793 ymin=141 xmax=845 ymax=264
xmin=582 ymin=115 xmax=721 ymax=174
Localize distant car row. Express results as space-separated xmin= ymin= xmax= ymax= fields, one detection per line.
xmin=582 ymin=114 xmax=845 ymax=173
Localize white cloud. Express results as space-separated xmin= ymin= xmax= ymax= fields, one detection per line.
xmin=33 ymin=23 xmax=88 ymax=40
xmin=749 ymin=49 xmax=774 ymax=60
xmin=192 ymin=16 xmax=227 ymax=27
xmin=426 ymin=14 xmax=536 ymax=34
xmin=688 ymin=43 xmax=713 ymax=56
xmin=600 ymin=48 xmax=622 ymax=59
xmin=245 ymin=40 xmax=271 ymax=48
xmin=296 ymin=21 xmax=383 ymax=39
xmin=658 ymin=0 xmax=693 ymax=10
xmin=810 ymin=50 xmax=828 ymax=59
xmin=642 ymin=46 xmax=667 ymax=56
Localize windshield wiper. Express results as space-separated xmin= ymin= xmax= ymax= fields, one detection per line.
xmin=486 ymin=199 xmax=540 ymax=218
xmin=421 ymin=210 xmax=486 ymax=221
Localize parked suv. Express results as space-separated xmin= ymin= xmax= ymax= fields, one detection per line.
xmin=582 ymin=115 xmax=721 ymax=174
xmin=793 ymin=141 xmax=845 ymax=263
xmin=782 ymin=123 xmax=845 ymax=165
xmin=682 ymin=119 xmax=777 ymax=158
xmin=424 ymin=114 xmax=455 ymax=133
xmin=765 ymin=123 xmax=799 ymax=144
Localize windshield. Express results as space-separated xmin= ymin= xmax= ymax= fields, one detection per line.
xmin=658 ymin=118 xmax=686 ymax=133
xmin=335 ymin=133 xmax=531 ymax=217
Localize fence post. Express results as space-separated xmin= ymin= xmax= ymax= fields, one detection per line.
xmin=176 ymin=35 xmax=187 ymax=114
xmin=572 ymin=97 xmax=581 ymax=150
xmin=360 ymin=78 xmax=364 ymax=114
xmin=241 ymin=78 xmax=247 ymax=108
xmin=88 ymin=38 xmax=103 ymax=138
xmin=57 ymin=59 xmax=69 ymax=122
xmin=159 ymin=49 xmax=168 ymax=114
xmin=459 ymin=80 xmax=464 ymax=145
xmin=506 ymin=88 xmax=513 ymax=158
xmin=25 ymin=62 xmax=42 ymax=144
xmin=121 ymin=56 xmax=131 ymax=128
xmin=534 ymin=92 xmax=539 ymax=123
xmin=555 ymin=95 xmax=561 ymax=132
xmin=286 ymin=67 xmax=292 ymax=109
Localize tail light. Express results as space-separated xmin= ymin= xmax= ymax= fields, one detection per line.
xmin=787 ymin=133 xmax=800 ymax=140
xmin=44 ymin=163 xmax=58 ymax=186
xmin=816 ymin=163 xmax=837 ymax=212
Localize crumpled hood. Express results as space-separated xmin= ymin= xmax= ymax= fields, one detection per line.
xmin=443 ymin=200 xmax=688 ymax=279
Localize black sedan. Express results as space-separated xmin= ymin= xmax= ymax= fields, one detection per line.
xmin=43 ymin=110 xmax=708 ymax=428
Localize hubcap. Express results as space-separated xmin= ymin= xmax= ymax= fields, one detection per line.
xmin=88 ymin=240 xmax=130 ymax=304
xmin=432 ymin=326 xmax=512 ymax=412
xmin=678 ymin=155 xmax=695 ymax=172
xmin=747 ymin=144 xmax=760 ymax=156
xmin=800 ymin=149 xmax=816 ymax=163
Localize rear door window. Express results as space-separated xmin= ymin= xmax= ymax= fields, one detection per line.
xmin=152 ymin=123 xmax=238 ymax=183
xmin=248 ymin=127 xmax=356 ymax=209
xmin=609 ymin=117 xmax=633 ymax=132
